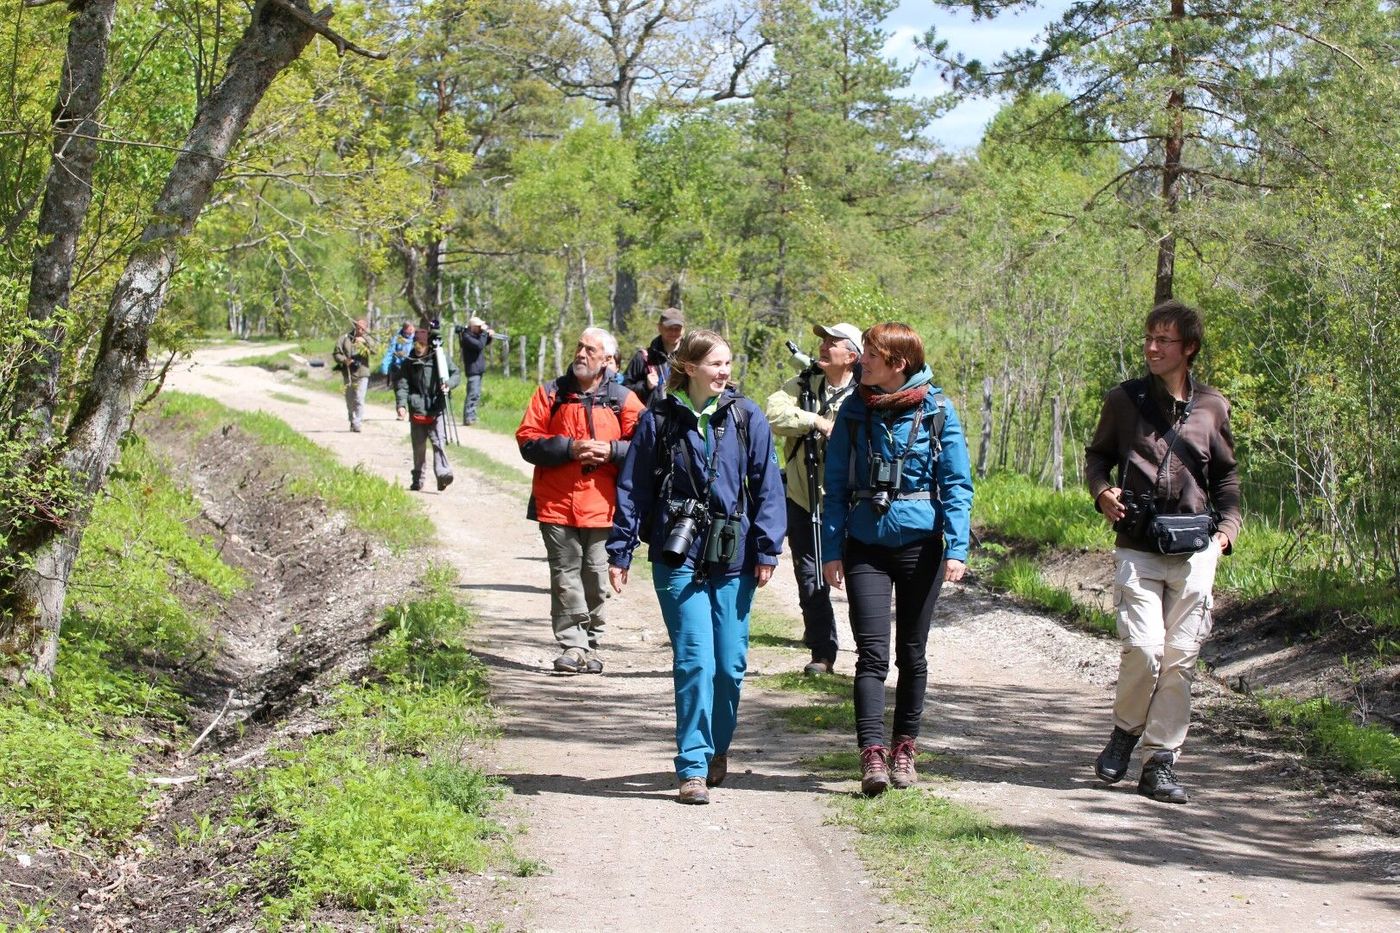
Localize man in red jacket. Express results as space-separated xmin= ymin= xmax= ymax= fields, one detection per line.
xmin=517 ymin=328 xmax=644 ymax=674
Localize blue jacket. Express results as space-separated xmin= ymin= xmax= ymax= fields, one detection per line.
xmin=380 ymin=331 xmax=414 ymax=375
xmin=608 ymin=388 xmax=787 ymax=576
xmin=820 ymin=366 xmax=973 ymax=561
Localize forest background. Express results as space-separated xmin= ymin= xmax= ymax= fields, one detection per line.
xmin=0 ymin=0 xmax=1397 ymax=677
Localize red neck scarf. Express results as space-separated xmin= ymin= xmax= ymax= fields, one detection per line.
xmin=858 ymin=383 xmax=928 ymax=415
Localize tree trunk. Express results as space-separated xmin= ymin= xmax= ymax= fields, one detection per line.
xmin=1154 ymin=0 xmax=1187 ymax=304
xmin=7 ymin=0 xmax=117 ymax=448
xmin=610 ymin=230 xmax=636 ymax=333
xmin=0 ymin=0 xmax=321 ymax=682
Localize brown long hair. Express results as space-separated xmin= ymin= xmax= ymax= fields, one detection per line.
xmin=862 ymin=322 xmax=925 ymax=379
xmin=665 ymin=329 xmax=730 ymax=396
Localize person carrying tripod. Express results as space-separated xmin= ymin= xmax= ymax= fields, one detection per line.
xmin=764 ymin=322 xmax=862 ymax=676
xmin=395 ymin=328 xmax=460 ymax=492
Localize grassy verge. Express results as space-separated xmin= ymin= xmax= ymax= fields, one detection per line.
xmin=158 ymin=392 xmax=429 ymax=552
xmin=1 ymin=436 xmax=240 ymax=848
xmin=987 ymin=555 xmax=1116 ymax=636
xmin=228 ymin=566 xmax=514 ymax=928
xmin=1258 ymin=695 xmax=1400 ymax=782
xmin=758 ymin=677 xmax=1117 ymax=930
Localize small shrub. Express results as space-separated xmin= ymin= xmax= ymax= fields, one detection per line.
xmin=0 ymin=705 xmax=145 ymax=843
xmin=1260 ymin=695 xmax=1400 ymax=782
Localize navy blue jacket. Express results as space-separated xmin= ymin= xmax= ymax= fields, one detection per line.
xmin=608 ymin=389 xmax=787 ymax=575
xmin=457 ymin=327 xmax=492 ymax=376
xmin=820 ymin=367 xmax=974 ymax=561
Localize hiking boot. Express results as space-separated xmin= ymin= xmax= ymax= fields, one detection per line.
xmin=436 ymin=473 xmax=454 ymax=491
xmin=552 ymin=647 xmax=586 ymax=674
xmin=1138 ymin=751 xmax=1189 ymax=804
xmin=802 ymin=658 xmax=834 ymax=676
xmin=859 ymin=745 xmax=890 ymax=797
xmin=409 ymin=473 xmax=423 ymax=492
xmin=1094 ymin=726 xmax=1141 ymax=784
xmin=707 ymin=754 xmax=728 ymax=788
xmin=583 ymin=652 xmax=603 ymax=674
xmin=890 ymin=735 xmax=918 ymax=789
xmin=678 ymin=777 xmax=710 ymax=805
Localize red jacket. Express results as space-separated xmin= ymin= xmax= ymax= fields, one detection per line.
xmin=516 ymin=374 xmax=643 ymax=528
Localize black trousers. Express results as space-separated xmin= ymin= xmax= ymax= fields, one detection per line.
xmin=786 ymin=498 xmax=839 ymax=662
xmin=844 ymin=534 xmax=946 ymax=749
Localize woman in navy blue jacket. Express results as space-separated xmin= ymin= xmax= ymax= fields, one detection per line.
xmin=821 ymin=323 xmax=974 ymax=797
xmin=608 ymin=329 xmax=787 ymax=805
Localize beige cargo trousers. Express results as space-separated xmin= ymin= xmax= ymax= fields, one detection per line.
xmin=1111 ymin=541 xmax=1221 ymax=763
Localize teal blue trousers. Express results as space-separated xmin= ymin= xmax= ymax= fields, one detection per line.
xmin=652 ymin=563 xmax=757 ymax=779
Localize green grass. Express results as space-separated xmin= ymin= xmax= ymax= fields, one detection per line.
xmin=766 ymin=674 xmax=1116 ymax=929
xmin=989 ymin=557 xmax=1116 ymax=636
xmin=829 ymin=789 xmax=1115 ymax=932
xmin=268 ymin=391 xmax=308 ymax=405
xmin=1259 ymin=695 xmax=1400 ymax=783
xmin=241 ymin=567 xmax=508 ymax=927
xmin=158 ymin=392 xmax=429 ymax=552
xmin=748 ymin=607 xmax=804 ymax=649
xmin=227 ymin=336 xmax=337 ymax=371
xmin=0 ymin=435 xmax=232 ymax=847
xmin=453 ymin=443 xmax=531 ymax=490
xmin=758 ymin=671 xmax=857 ymax=732
xmin=472 ymin=374 xmax=542 ymax=436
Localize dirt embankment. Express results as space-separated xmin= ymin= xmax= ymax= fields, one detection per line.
xmin=4 ymin=412 xmax=429 ymax=931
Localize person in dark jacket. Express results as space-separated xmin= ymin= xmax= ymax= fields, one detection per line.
xmin=821 ymin=322 xmax=973 ymax=797
xmin=332 ymin=318 xmax=374 ymax=432
xmin=1084 ymin=299 xmax=1241 ymax=805
xmin=608 ymin=329 xmax=787 ymax=805
xmin=395 ymin=329 xmax=460 ymax=491
xmin=456 ymin=316 xmax=495 ymax=425
xmin=622 ymin=307 xmax=684 ymax=406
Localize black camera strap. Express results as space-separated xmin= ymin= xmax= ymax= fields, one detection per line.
xmin=847 ymin=398 xmax=943 ymax=500
xmin=1121 ymin=377 xmax=1207 ymax=506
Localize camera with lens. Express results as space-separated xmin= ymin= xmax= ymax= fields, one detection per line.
xmin=867 ymin=456 xmax=904 ymax=516
xmin=1112 ymin=489 xmax=1157 ymax=538
xmin=659 ymin=499 xmax=709 ymax=566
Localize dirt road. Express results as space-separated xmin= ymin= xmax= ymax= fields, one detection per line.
xmin=167 ymin=346 xmax=1399 ymax=932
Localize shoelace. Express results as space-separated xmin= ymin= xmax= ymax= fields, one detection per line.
xmin=860 ymin=746 xmax=889 ymax=771
xmin=1107 ymin=731 xmax=1136 ymax=757
xmin=891 ymin=740 xmax=916 ymax=772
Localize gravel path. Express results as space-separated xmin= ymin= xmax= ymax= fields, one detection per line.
xmin=167 ymin=346 xmax=1400 ymax=932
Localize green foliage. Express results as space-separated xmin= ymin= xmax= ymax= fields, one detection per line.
xmin=829 ymin=789 xmax=1115 ymax=931
xmin=68 ymin=434 xmax=243 ymax=660
xmin=1259 ymin=696 xmax=1400 ymax=783
xmin=245 ymin=573 xmax=502 ymax=926
xmin=157 ymin=393 xmax=429 ymax=552
xmin=0 ymin=703 xmax=145 ymax=844
xmin=989 ymin=558 xmax=1116 ymax=636
xmin=472 ymin=374 xmax=544 ymax=436
xmin=974 ymin=473 xmax=1113 ymax=551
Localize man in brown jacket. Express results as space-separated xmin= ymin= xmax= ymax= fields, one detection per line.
xmin=1084 ymin=299 xmax=1242 ymax=804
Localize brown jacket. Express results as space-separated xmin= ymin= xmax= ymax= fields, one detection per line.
xmin=1085 ymin=375 xmax=1242 ymax=550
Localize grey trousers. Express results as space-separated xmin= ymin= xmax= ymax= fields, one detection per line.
xmin=462 ymin=373 xmax=483 ymax=424
xmin=344 ymin=375 xmax=369 ymax=430
xmin=539 ymin=523 xmax=610 ymax=651
xmin=409 ymin=415 xmax=452 ymax=481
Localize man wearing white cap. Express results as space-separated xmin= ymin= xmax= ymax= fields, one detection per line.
xmin=765 ymin=322 xmax=862 ymax=675
xmin=456 ymin=316 xmax=495 ymax=425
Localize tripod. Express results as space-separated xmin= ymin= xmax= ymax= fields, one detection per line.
xmin=431 ymin=334 xmax=459 ymax=446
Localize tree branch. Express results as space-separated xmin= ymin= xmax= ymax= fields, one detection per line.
xmin=262 ymin=0 xmax=387 ymax=60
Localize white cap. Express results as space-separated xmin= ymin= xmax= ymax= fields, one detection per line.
xmin=813 ymin=322 xmax=863 ymax=353
xmin=469 ymin=316 xmax=485 ymax=328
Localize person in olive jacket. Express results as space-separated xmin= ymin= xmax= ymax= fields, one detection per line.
xmin=395 ymin=329 xmax=460 ymax=492
xmin=1085 ymin=299 xmax=1241 ymax=805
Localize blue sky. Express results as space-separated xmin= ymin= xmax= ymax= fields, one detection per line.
xmin=880 ymin=0 xmax=1074 ymax=151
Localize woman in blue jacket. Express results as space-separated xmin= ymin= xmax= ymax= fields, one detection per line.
xmin=821 ymin=322 xmax=973 ymax=797
xmin=608 ymin=329 xmax=787 ymax=805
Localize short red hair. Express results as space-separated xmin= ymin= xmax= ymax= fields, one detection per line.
xmin=862 ymin=322 xmax=925 ymax=378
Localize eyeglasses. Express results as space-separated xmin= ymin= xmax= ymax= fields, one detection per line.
xmin=1142 ymin=336 xmax=1183 ymax=348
